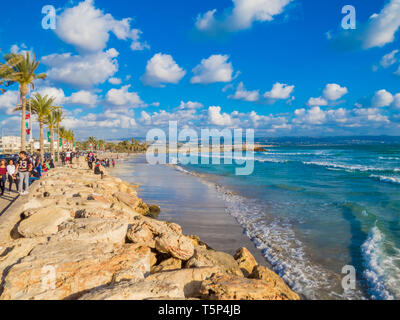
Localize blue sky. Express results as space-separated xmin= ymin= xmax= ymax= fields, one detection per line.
xmin=0 ymin=0 xmax=399 ymax=140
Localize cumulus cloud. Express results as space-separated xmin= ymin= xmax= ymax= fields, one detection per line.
xmin=195 ymin=0 xmax=292 ymax=33
xmin=55 ymin=0 xmax=149 ymax=52
xmin=42 ymin=49 xmax=119 ymax=88
xmin=294 ymin=107 xmax=327 ymax=125
xmin=372 ymin=89 xmax=394 ymax=107
xmin=68 ymin=90 xmax=98 ymax=107
xmin=208 ymin=106 xmax=232 ymax=126
xmin=191 ymin=55 xmax=234 ymax=84
xmin=108 ymin=77 xmax=122 ymax=85
xmin=0 ymin=90 xmax=19 ymax=115
xmin=380 ymin=49 xmax=399 ymax=68
xmin=307 ymin=97 xmax=328 ymax=107
xmin=178 ymin=101 xmax=204 ymax=110
xmin=323 ymin=83 xmax=348 ymax=101
xmin=130 ymin=29 xmax=150 ymax=51
xmin=264 ymin=82 xmax=294 ymax=100
xmin=37 ymin=87 xmax=66 ymax=105
xmin=142 ymin=53 xmax=186 ymax=87
xmin=229 ymin=82 xmax=259 ymax=102
xmin=393 ymin=93 xmax=400 ymax=109
xmin=105 ymin=85 xmax=143 ymax=107
xmin=363 ymin=0 xmax=400 ymax=49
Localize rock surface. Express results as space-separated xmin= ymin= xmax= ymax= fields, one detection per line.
xmin=234 ymin=247 xmax=258 ymax=277
xmin=199 ymin=274 xmax=301 ymax=300
xmin=18 ymin=207 xmax=72 ymax=238
xmin=185 ymin=246 xmax=243 ymax=277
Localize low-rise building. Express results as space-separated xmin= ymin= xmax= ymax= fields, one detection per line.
xmin=0 ymin=136 xmax=21 ymax=153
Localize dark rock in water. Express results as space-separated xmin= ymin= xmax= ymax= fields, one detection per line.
xmin=146 ymin=204 xmax=161 ymax=219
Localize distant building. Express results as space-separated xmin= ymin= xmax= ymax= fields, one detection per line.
xmin=0 ymin=136 xmax=21 ymax=153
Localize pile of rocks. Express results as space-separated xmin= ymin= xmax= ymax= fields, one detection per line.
xmin=0 ymin=160 xmax=299 ymax=300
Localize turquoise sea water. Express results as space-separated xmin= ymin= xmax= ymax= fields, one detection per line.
xmin=171 ymin=144 xmax=400 ymax=300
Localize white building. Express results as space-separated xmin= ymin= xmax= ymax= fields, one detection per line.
xmin=0 ymin=136 xmax=21 ymax=153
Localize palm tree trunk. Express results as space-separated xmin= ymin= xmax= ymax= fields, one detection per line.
xmin=39 ymin=122 xmax=44 ymax=163
xmin=50 ymin=127 xmax=54 ymax=160
xmin=20 ymin=85 xmax=28 ymax=152
xmin=57 ymin=125 xmax=60 ymax=161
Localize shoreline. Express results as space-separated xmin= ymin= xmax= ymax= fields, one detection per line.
xmin=0 ymin=157 xmax=300 ymax=300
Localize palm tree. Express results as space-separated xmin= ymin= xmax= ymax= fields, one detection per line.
xmin=1 ymin=52 xmax=46 ymax=151
xmin=88 ymin=136 xmax=97 ymax=150
xmin=24 ymin=93 xmax=56 ymax=161
xmin=58 ymin=126 xmax=67 ymax=152
xmin=46 ymin=109 xmax=61 ymax=161
xmin=0 ymin=54 xmax=23 ymax=94
xmin=53 ymin=109 xmax=64 ymax=160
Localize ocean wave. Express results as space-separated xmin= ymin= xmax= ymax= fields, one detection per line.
xmin=362 ymin=226 xmax=400 ymax=300
xmin=379 ymin=157 xmax=400 ymax=161
xmin=369 ymin=175 xmax=400 ymax=185
xmin=302 ymin=161 xmax=398 ymax=173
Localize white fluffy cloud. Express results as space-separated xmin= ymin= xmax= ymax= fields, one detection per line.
xmin=130 ymin=29 xmax=150 ymax=51
xmin=37 ymin=87 xmax=66 ymax=105
xmin=229 ymin=82 xmax=259 ymax=102
xmin=178 ymin=101 xmax=204 ymax=110
xmin=55 ymin=0 xmax=148 ymax=52
xmin=380 ymin=49 xmax=399 ymax=68
xmin=196 ymin=0 xmax=292 ymax=33
xmin=323 ymin=83 xmax=348 ymax=101
xmin=108 ymin=77 xmax=122 ymax=85
xmin=307 ymin=97 xmax=328 ymax=107
xmin=208 ymin=106 xmax=232 ymax=126
xmin=0 ymin=90 xmax=19 ymax=115
xmin=264 ymin=82 xmax=294 ymax=100
xmin=372 ymin=89 xmax=394 ymax=107
xmin=68 ymin=90 xmax=98 ymax=107
xmin=191 ymin=55 xmax=234 ymax=84
xmin=42 ymin=49 xmax=119 ymax=88
xmin=294 ymin=107 xmax=327 ymax=125
xmin=393 ymin=93 xmax=400 ymax=109
xmin=105 ymin=85 xmax=143 ymax=107
xmin=142 ymin=53 xmax=186 ymax=87
xmin=364 ymin=0 xmax=400 ymax=49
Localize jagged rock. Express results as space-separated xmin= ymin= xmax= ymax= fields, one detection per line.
xmin=127 ymin=216 xmax=194 ymax=260
xmin=248 ymin=265 xmax=300 ymax=300
xmin=79 ymin=279 xmax=184 ymax=300
xmin=234 ymin=247 xmax=258 ymax=277
xmin=146 ymin=267 xmax=219 ymax=298
xmin=150 ymin=251 xmax=158 ymax=267
xmin=199 ymin=274 xmax=300 ymax=300
xmin=185 ymin=247 xmax=243 ymax=277
xmin=151 ymin=257 xmax=182 ymax=274
xmin=111 ymin=269 xmax=144 ymax=284
xmin=18 ymin=207 xmax=72 ymax=238
xmin=49 ymin=218 xmax=129 ymax=244
xmin=114 ymin=192 xmax=140 ymax=208
xmin=0 ymin=242 xmax=150 ymax=300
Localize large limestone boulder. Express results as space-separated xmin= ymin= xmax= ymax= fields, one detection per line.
xmin=18 ymin=207 xmax=72 ymax=238
xmin=185 ymin=246 xmax=243 ymax=277
xmin=199 ymin=274 xmax=301 ymax=300
xmin=146 ymin=267 xmax=219 ymax=298
xmin=234 ymin=247 xmax=258 ymax=277
xmin=0 ymin=242 xmax=150 ymax=300
xmin=79 ymin=279 xmax=184 ymax=300
xmin=248 ymin=265 xmax=300 ymax=300
xmin=114 ymin=192 xmax=140 ymax=209
xmin=49 ymin=218 xmax=129 ymax=245
xmin=127 ymin=216 xmax=194 ymax=260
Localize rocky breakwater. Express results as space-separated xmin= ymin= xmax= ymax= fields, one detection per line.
xmin=0 ymin=160 xmax=300 ymax=300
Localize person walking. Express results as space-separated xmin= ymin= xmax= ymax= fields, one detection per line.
xmin=0 ymin=160 xmax=7 ymax=197
xmin=7 ymin=159 xmax=18 ymax=193
xmin=16 ymin=151 xmax=32 ymax=195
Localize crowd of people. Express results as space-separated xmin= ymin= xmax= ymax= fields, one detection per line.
xmin=86 ymin=152 xmax=116 ymax=179
xmin=0 ymin=150 xmax=119 ymax=198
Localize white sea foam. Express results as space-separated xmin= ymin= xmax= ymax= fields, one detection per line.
xmin=302 ymin=161 xmax=398 ymax=173
xmin=362 ymin=226 xmax=400 ymax=300
xmin=369 ymin=175 xmax=400 ymax=185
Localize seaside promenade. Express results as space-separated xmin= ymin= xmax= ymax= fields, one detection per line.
xmin=0 ymin=192 xmax=19 ymax=218
xmin=0 ymin=157 xmax=300 ymax=300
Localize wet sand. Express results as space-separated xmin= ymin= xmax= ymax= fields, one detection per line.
xmin=110 ymin=155 xmax=267 ymax=265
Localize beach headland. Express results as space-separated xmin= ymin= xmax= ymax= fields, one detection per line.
xmin=0 ymin=156 xmax=299 ymax=300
